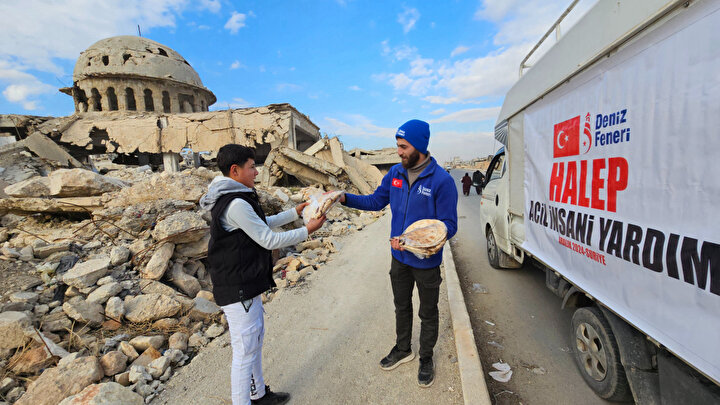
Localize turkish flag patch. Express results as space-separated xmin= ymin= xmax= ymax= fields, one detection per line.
xmin=392 ymin=178 xmax=403 ymax=188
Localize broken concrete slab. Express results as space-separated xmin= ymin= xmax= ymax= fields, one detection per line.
xmin=151 ymin=211 xmax=207 ymax=243
xmin=343 ymin=151 xmax=384 ymax=188
xmin=342 ymin=164 xmax=373 ymax=195
xmin=278 ymin=146 xmax=342 ymax=176
xmin=303 ymin=138 xmax=327 ymax=156
xmin=0 ymin=196 xmax=103 ymax=215
xmin=272 ymin=153 xmax=339 ymax=187
xmin=49 ymin=168 xmax=127 ymax=197
xmin=328 ymin=137 xmax=345 ymax=168
xmin=3 ymin=176 xmax=50 ymax=197
xmin=23 ymin=132 xmax=83 ymax=168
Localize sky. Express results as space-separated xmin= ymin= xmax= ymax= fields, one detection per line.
xmin=0 ymin=0 xmax=597 ymax=165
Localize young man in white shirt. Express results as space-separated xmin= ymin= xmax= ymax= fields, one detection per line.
xmin=200 ymin=144 xmax=326 ymax=405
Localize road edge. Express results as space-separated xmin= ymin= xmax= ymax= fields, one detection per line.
xmin=443 ymin=241 xmax=492 ymax=405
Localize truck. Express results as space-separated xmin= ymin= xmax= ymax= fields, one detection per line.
xmin=479 ymin=0 xmax=720 ymax=402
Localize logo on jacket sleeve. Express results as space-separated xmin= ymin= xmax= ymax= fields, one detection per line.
xmin=392 ymin=178 xmax=403 ymax=188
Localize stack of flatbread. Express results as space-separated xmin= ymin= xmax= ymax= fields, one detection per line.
xmin=302 ymin=190 xmax=344 ymax=223
xmin=394 ymin=219 xmax=447 ymax=259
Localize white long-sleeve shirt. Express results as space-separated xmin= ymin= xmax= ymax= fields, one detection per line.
xmin=221 ymin=198 xmax=308 ymax=250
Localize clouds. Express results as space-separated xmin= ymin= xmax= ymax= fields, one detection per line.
xmin=450 ymin=46 xmax=470 ymax=57
xmin=276 ymin=83 xmax=302 ymax=92
xmin=230 ymin=60 xmax=244 ymax=70
xmin=376 ymin=1 xmax=595 ymax=110
xmin=397 ymin=7 xmax=420 ymax=33
xmin=322 ymin=115 xmax=396 ymax=139
xmin=211 ymin=97 xmax=251 ymax=110
xmin=376 ymin=39 xmax=529 ymax=107
xmin=430 ymin=107 xmax=501 ymax=124
xmin=0 ymin=0 xmax=204 ymax=110
xmin=380 ymin=40 xmax=417 ymax=62
xmin=198 ymin=0 xmax=221 ymax=14
xmin=224 ymin=11 xmax=247 ymax=34
xmin=0 ymin=0 xmax=187 ymax=73
xmin=429 ymin=129 xmax=497 ymax=164
xmin=0 ymin=0 xmax=257 ymax=110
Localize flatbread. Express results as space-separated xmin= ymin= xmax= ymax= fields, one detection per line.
xmin=302 ymin=190 xmax=343 ymax=220
xmin=398 ymin=219 xmax=447 ymax=248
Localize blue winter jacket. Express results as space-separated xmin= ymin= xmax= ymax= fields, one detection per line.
xmin=344 ymin=157 xmax=458 ymax=268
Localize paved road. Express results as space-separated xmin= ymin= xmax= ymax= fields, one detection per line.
xmin=448 ymin=169 xmax=608 ymax=405
xmin=153 ymin=212 xmax=464 ymax=405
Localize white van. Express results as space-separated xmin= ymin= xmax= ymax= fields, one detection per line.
xmin=480 ymin=0 xmax=720 ymax=402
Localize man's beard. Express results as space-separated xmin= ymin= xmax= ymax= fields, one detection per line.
xmin=402 ymin=150 xmax=421 ymax=169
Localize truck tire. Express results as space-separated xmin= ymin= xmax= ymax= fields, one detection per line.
xmin=570 ymin=307 xmax=632 ymax=402
xmin=486 ymin=229 xmax=500 ymax=268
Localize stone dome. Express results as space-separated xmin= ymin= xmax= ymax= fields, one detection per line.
xmin=66 ymin=36 xmax=215 ymax=114
xmin=74 ymin=36 xmax=206 ymax=88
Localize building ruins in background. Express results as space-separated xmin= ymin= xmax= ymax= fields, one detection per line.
xmin=1 ymin=35 xmax=399 ymax=194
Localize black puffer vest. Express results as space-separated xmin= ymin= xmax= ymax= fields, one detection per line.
xmin=207 ymin=191 xmax=274 ymax=306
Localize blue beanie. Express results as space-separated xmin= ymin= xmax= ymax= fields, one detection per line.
xmin=395 ymin=119 xmax=430 ymax=155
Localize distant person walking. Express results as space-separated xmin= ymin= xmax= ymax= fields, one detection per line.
xmin=338 ymin=119 xmax=458 ymax=388
xmin=472 ymin=170 xmax=484 ymax=195
xmin=461 ymin=173 xmax=472 ymax=196
xmin=200 ymin=144 xmax=326 ymax=405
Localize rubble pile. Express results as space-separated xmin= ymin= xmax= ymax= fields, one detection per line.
xmin=347 ymin=147 xmax=401 ymax=174
xmin=262 ymin=136 xmax=385 ymax=195
xmin=0 ymin=162 xmax=384 ymax=404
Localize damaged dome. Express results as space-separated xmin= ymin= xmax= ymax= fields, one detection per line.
xmin=74 ymin=36 xmax=205 ymax=88
xmin=65 ymin=36 xmax=216 ymax=114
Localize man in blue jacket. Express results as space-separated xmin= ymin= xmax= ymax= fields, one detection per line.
xmin=339 ymin=119 xmax=458 ymax=387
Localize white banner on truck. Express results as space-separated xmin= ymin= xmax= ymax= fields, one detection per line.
xmin=522 ymin=0 xmax=720 ymax=383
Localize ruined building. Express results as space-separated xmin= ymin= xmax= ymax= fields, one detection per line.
xmin=1 ymin=35 xmax=399 ymax=194
xmin=60 ymin=36 xmax=216 ymax=114
xmin=2 ymin=35 xmax=321 ymax=172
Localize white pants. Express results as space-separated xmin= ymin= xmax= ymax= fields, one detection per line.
xmin=223 ymin=295 xmax=266 ymax=405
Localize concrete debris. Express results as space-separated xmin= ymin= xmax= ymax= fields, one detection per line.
xmin=348 ymin=147 xmax=401 ymax=173
xmin=22 ymin=132 xmax=83 ymax=169
xmin=4 ymin=176 xmax=51 ymax=198
xmin=0 ymin=158 xmax=385 ymax=405
xmin=58 ymin=381 xmax=144 ymax=405
xmin=151 ymin=211 xmax=207 ymax=244
xmin=0 ymin=196 xmax=104 ymax=216
xmin=262 ymin=136 xmax=384 ymax=195
xmin=48 ymin=168 xmax=127 ymax=197
xmin=0 ymin=311 xmax=32 ymax=349
xmin=15 ymin=356 xmax=104 ymax=405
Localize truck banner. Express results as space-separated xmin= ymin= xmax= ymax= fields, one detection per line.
xmin=522 ymin=1 xmax=720 ymax=383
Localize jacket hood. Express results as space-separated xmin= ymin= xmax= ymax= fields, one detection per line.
xmin=199 ymin=176 xmax=253 ymax=210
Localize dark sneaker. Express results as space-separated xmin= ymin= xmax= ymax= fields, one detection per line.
xmin=379 ymin=346 xmax=415 ymax=370
xmin=418 ymin=357 xmax=434 ymax=387
xmin=251 ymin=385 xmax=290 ymax=405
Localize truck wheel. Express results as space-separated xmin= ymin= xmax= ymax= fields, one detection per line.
xmin=486 ymin=229 xmax=500 ymax=268
xmin=570 ymin=307 xmax=632 ymax=402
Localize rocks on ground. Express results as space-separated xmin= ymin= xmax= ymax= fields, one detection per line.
xmin=0 ymin=160 xmax=384 ymax=404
